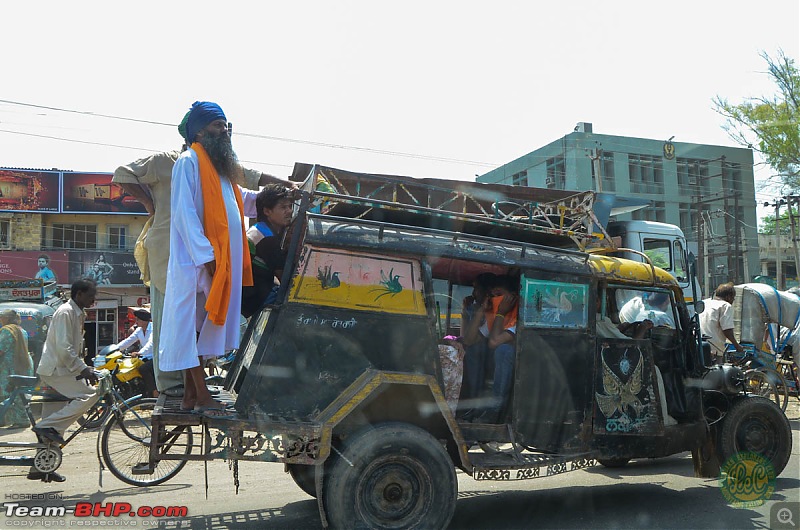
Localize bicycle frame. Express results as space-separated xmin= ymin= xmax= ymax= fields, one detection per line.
xmin=0 ymin=371 xmax=145 ymax=474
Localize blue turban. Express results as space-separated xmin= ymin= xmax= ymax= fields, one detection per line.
xmin=184 ymin=101 xmax=226 ymax=143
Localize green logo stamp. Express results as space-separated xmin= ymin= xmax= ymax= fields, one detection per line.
xmin=719 ymin=451 xmax=776 ymax=507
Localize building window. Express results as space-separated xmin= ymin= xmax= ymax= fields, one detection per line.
xmin=546 ymin=156 xmax=566 ymax=189
xmin=679 ymin=202 xmax=697 ymax=239
xmin=511 ymin=170 xmax=528 ymax=186
xmin=52 ymin=224 xmax=97 ymax=249
xmin=108 ymin=225 xmax=127 ymax=250
xmin=628 ymin=154 xmax=664 ymax=194
xmin=0 ymin=219 xmax=9 ymax=248
xmin=722 ymin=161 xmax=742 ymax=191
xmin=633 ymin=201 xmax=665 ymax=223
xmin=677 ymin=158 xmax=710 ymax=196
xmin=601 ymin=152 xmax=615 ymax=192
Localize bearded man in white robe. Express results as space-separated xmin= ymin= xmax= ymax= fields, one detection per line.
xmin=159 ymin=101 xmax=258 ymax=415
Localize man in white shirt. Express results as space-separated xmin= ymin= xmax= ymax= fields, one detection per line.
xmin=32 ymin=279 xmax=101 ymax=482
xmin=114 ymin=308 xmax=156 ymax=397
xmin=116 ymin=308 xmax=153 ymax=359
xmin=699 ymin=282 xmax=745 ymax=363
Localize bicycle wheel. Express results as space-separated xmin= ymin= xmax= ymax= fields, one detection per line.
xmin=100 ymin=398 xmax=192 ymax=486
xmin=743 ymin=369 xmax=783 ymax=410
xmin=777 ymin=361 xmax=799 ymax=397
xmin=761 ymin=367 xmax=789 ymax=411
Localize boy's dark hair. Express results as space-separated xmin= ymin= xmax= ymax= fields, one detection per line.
xmin=256 ymin=184 xmax=291 ymax=223
xmin=494 ymin=274 xmax=519 ymax=292
xmin=71 ymin=278 xmax=96 ymax=299
xmin=475 ymin=272 xmax=498 ymax=290
xmin=38 ymin=254 xmax=50 ymax=262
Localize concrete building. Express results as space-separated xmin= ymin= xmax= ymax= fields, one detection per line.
xmin=477 ymin=123 xmax=759 ymax=295
xmin=758 ymin=233 xmax=799 ymax=289
xmin=1 ymin=167 xmax=150 ymax=358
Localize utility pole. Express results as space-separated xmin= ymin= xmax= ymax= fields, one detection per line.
xmin=766 ymin=198 xmax=785 ymax=289
xmin=587 ymin=143 xmax=603 ymax=192
xmin=788 ymin=195 xmax=800 ymax=286
xmin=741 ymin=226 xmax=750 ymax=281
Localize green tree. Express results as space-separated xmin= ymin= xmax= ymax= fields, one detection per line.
xmin=714 ymin=50 xmax=800 ymax=188
xmin=759 ymin=207 xmax=798 ymax=235
xmin=644 ymin=249 xmax=669 ymax=269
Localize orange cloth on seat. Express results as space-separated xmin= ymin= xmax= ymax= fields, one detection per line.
xmin=192 ymin=143 xmax=253 ymax=325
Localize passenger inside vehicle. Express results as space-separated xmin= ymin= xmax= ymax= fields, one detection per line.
xmin=596 ymin=291 xmax=653 ymax=340
xmin=619 ymin=291 xmax=675 ymax=328
xmin=602 ymin=287 xmax=678 ymax=426
xmin=461 ymin=274 xmax=519 ymax=424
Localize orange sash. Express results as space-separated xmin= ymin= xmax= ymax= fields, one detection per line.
xmin=191 ymin=143 xmax=253 ymax=326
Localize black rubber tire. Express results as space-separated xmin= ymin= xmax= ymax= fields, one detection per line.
xmin=597 ymin=458 xmax=631 ymax=468
xmin=287 ymin=464 xmax=318 ymax=498
xmin=718 ymin=396 xmax=792 ymax=477
xmin=324 ymin=423 xmax=457 ymax=529
xmin=100 ymin=398 xmax=191 ymax=486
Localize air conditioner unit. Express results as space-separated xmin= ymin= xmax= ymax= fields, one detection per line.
xmin=545 ymin=177 xmax=555 ymax=186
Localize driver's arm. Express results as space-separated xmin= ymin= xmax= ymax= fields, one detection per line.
xmin=723 ymin=328 xmax=744 ymax=353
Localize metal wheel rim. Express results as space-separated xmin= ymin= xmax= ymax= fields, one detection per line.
xmin=735 ymin=415 xmax=779 ymax=456
xmin=34 ymin=447 xmax=62 ymax=473
xmin=355 ymin=457 xmax=431 ymax=528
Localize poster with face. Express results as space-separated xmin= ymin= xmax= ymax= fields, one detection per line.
xmin=67 ymin=251 xmax=143 ymax=286
xmin=0 ymin=251 xmax=69 ymax=285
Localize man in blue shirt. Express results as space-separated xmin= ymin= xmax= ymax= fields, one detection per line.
xmin=34 ymin=254 xmax=56 ymax=283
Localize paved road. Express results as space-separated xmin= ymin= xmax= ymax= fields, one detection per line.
xmin=1 ymin=401 xmax=798 ymax=529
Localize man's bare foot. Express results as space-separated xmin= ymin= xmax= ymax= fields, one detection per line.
xmin=193 ymin=398 xmax=228 ymax=410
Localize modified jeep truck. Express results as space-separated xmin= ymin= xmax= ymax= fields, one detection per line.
xmin=146 ymin=165 xmax=791 ymax=529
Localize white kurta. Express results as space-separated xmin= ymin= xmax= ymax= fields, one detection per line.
xmin=159 ymin=149 xmax=257 ymax=371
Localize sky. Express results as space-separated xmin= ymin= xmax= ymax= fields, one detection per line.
xmin=1 ymin=1 xmax=798 ymax=222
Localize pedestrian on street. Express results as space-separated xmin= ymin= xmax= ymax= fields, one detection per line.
xmin=0 ymin=309 xmax=34 ymax=428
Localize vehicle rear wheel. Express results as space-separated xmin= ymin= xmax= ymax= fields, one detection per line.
xmin=287 ymin=463 xmax=317 ymax=498
xmin=717 ymin=396 xmax=791 ymax=477
xmin=598 ymin=458 xmax=630 ymax=468
xmin=324 ymin=423 xmax=457 ymax=529
xmin=100 ymin=398 xmax=192 ymax=486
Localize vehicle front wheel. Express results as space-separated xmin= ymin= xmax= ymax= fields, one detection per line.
xmin=324 ymin=423 xmax=457 ymax=529
xmin=287 ymin=463 xmax=317 ymax=498
xmin=717 ymin=396 xmax=792 ymax=477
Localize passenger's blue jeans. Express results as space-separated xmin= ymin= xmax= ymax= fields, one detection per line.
xmin=491 ymin=343 xmax=516 ymax=414
xmin=463 ymin=340 xmax=488 ymax=400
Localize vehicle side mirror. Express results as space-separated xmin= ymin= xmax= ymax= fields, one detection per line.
xmin=694 ymin=300 xmax=704 ymax=314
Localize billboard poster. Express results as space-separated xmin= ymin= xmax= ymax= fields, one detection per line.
xmin=0 ymin=169 xmax=60 ymax=212
xmin=0 ymin=251 xmax=70 ymax=285
xmin=62 ymin=172 xmax=147 ymax=214
xmin=68 ymin=251 xmax=143 ymax=286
